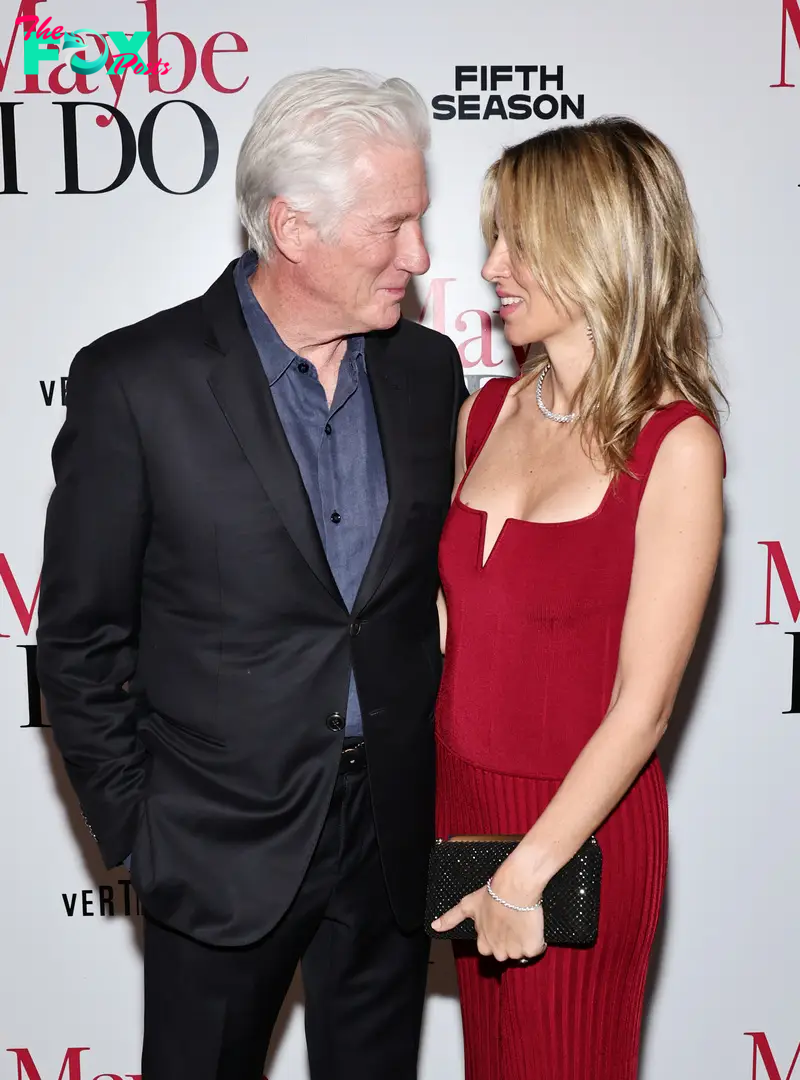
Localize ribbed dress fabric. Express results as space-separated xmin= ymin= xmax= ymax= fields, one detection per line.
xmin=435 ymin=376 xmax=711 ymax=1079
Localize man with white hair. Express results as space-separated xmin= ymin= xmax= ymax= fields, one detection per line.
xmin=37 ymin=69 xmax=467 ymax=1080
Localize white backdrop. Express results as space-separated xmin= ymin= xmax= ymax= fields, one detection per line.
xmin=2 ymin=0 xmax=799 ymax=1077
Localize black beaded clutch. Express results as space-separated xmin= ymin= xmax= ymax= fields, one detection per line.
xmin=425 ymin=834 xmax=602 ymax=946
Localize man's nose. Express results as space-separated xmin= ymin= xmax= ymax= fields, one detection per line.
xmin=397 ymin=223 xmax=431 ymax=276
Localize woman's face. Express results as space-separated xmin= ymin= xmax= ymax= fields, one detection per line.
xmin=482 ymin=229 xmax=582 ymax=348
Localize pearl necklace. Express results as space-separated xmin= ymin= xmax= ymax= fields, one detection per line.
xmin=535 ymin=363 xmax=579 ymax=424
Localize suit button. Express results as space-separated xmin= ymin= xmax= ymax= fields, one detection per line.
xmin=326 ymin=712 xmax=345 ymax=732
xmin=349 ymin=619 xmax=362 ymax=637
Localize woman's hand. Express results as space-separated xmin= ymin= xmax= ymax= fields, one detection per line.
xmin=431 ymin=855 xmax=547 ymax=963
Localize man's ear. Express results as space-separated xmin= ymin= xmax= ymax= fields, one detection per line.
xmin=268 ymin=196 xmax=310 ymax=264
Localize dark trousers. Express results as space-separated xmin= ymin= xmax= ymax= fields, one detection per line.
xmin=141 ymin=747 xmax=431 ymax=1080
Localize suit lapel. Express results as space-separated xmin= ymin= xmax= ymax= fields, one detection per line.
xmin=353 ymin=330 xmax=414 ymax=613
xmin=202 ymin=262 xmax=414 ymax=615
xmin=204 ymin=268 xmax=345 ymax=608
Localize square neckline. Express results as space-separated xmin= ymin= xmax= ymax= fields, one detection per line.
xmin=455 ymin=377 xmax=693 ymax=570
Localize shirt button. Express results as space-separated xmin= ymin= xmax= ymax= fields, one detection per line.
xmin=330 ymin=511 xmax=342 ymax=524
xmin=297 ymin=361 xmax=309 ymax=374
xmin=324 ymin=423 xmax=332 ymax=435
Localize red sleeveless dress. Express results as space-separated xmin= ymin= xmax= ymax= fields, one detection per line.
xmin=436 ymin=376 xmax=713 ymax=1080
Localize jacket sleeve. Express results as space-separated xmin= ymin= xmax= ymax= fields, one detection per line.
xmin=37 ymin=346 xmax=152 ymax=869
xmin=448 ymin=339 xmax=468 ymax=448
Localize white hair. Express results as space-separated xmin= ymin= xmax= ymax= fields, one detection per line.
xmin=236 ymin=68 xmax=430 ymax=260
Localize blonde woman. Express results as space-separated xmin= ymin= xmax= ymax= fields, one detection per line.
xmin=431 ymin=119 xmax=725 ymax=1079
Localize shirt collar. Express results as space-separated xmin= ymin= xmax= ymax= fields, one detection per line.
xmin=234 ymin=250 xmax=294 ymax=387
xmin=234 ymin=249 xmax=366 ymax=385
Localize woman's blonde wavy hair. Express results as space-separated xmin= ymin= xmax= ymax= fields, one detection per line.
xmin=480 ymin=117 xmax=725 ymax=476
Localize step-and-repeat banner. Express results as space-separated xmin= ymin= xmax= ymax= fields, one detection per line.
xmin=1 ymin=0 xmax=799 ymax=1077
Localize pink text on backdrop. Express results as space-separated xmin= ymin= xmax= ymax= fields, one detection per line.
xmin=5 ymin=1048 xmax=272 ymax=1080
xmin=745 ymin=1032 xmax=800 ymax=1080
xmin=419 ymin=277 xmax=531 ymax=369
xmin=1 ymin=0 xmax=249 ymax=116
xmin=771 ymin=0 xmax=800 ymax=86
xmin=755 ymin=541 xmax=800 ymax=714
xmin=14 ymin=17 xmax=168 ymax=78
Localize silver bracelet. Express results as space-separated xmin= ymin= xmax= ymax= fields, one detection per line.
xmin=486 ymin=877 xmax=543 ymax=913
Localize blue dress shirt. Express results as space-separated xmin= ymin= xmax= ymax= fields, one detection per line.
xmin=234 ymin=251 xmax=388 ymax=736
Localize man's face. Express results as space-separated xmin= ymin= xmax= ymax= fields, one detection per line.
xmin=302 ymin=142 xmax=430 ymax=334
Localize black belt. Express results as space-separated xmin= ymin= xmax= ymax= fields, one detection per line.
xmin=339 ymin=736 xmax=367 ymax=773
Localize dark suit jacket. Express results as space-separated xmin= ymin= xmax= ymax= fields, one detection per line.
xmin=36 ymin=261 xmax=467 ymax=946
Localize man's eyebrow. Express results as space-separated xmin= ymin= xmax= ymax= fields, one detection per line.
xmin=379 ymin=209 xmax=428 ymax=226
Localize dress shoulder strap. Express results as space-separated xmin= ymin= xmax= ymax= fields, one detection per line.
xmin=465 ymin=376 xmax=517 ymax=468
xmin=621 ymin=401 xmax=726 ymax=506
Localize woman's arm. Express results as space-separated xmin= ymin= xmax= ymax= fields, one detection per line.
xmin=433 ymin=415 xmax=724 ymax=959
